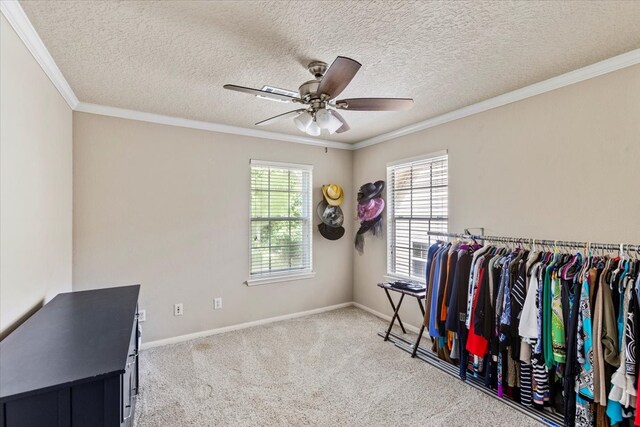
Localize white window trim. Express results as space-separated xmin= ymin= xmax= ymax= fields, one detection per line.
xmin=386 ymin=150 xmax=448 ymax=283
xmin=248 ymin=159 xmax=314 ymax=285
xmin=245 ymin=271 xmax=316 ymax=287
xmin=250 ymin=159 xmax=314 ymax=171
xmin=386 ymin=149 xmax=448 ymax=167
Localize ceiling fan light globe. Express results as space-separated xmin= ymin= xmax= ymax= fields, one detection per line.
xmin=315 ymin=108 xmax=332 ymax=129
xmin=306 ymin=121 xmax=321 ymax=136
xmin=294 ymin=112 xmax=313 ymax=132
xmin=325 ymin=111 xmax=343 ymax=134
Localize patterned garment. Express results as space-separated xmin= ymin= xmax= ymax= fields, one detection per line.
xmin=622 ymin=275 xmax=637 ymax=413
xmin=625 ymin=280 xmax=636 ymax=377
xmin=465 ymin=247 xmax=490 ymax=329
xmin=495 ymin=256 xmax=507 ymax=327
xmin=512 ymin=261 xmax=526 ymax=321
xmin=465 ymin=258 xmax=480 ymax=329
xmin=532 ymin=352 xmax=550 ymax=405
xmin=635 ymin=274 xmax=640 ymax=427
xmin=551 ymin=271 xmax=566 ymax=363
xmin=543 ymin=263 xmax=555 ymax=369
xmin=497 ymin=352 xmax=503 ymax=398
xmin=499 ymin=260 xmax=512 ymax=344
xmin=575 ymin=277 xmax=594 ymax=426
xmin=575 ymin=396 xmax=594 ymax=427
xmin=531 ymin=262 xmax=549 ymax=406
xmin=534 ymin=264 xmax=545 ymax=355
xmin=520 ymin=361 xmax=533 ymax=407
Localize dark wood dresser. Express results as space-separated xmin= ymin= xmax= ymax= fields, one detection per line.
xmin=0 ymin=285 xmax=141 ymax=427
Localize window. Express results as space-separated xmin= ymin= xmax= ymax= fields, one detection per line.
xmin=249 ymin=160 xmax=313 ymax=284
xmin=386 ymin=151 xmax=448 ymax=282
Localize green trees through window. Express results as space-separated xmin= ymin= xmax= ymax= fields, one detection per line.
xmin=250 ymin=163 xmax=312 ymax=276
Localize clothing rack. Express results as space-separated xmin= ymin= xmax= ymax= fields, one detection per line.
xmin=381 ymin=230 xmax=640 ymax=426
xmin=427 ymin=231 xmax=640 ymax=254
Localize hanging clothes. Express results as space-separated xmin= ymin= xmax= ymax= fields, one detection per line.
xmin=551 ymin=270 xmax=566 ymax=363
xmin=437 ymin=245 xmax=459 ymax=337
xmin=418 ymin=240 xmax=640 ymax=427
xmin=429 ymin=244 xmax=451 ymax=338
xmin=423 ymin=243 xmax=446 ymax=331
xmin=564 ymin=277 xmax=582 ymax=427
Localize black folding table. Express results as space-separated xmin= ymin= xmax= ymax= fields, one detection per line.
xmin=376 ymin=282 xmax=426 ymax=356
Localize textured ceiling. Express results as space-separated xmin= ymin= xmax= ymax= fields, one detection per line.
xmin=20 ymin=0 xmax=640 ymax=143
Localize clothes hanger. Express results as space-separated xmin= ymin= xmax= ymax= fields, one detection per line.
xmin=561 ymin=248 xmax=579 ymax=281
xmin=580 ymin=242 xmax=592 ymax=283
xmin=610 ymin=246 xmax=624 ymax=291
xmin=622 ymin=255 xmax=631 ymax=291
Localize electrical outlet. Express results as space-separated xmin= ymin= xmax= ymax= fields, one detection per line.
xmin=214 ymin=298 xmax=222 ymax=310
xmin=138 ymin=310 xmax=146 ymax=322
xmin=174 ymin=303 xmax=183 ymax=316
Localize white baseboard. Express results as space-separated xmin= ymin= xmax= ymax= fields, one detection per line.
xmin=140 ymin=302 xmax=353 ymax=350
xmin=352 ymin=302 xmax=421 ymax=334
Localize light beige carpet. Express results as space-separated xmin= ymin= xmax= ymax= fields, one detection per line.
xmin=134 ymin=307 xmax=542 ymax=426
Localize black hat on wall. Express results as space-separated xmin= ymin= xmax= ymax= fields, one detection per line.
xmin=318 ymin=223 xmax=345 ymax=240
xmin=357 ymin=180 xmax=385 ymax=204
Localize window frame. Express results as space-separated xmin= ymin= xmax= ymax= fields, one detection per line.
xmin=247 ymin=159 xmax=314 ymax=286
xmin=385 ymin=150 xmax=448 ymax=283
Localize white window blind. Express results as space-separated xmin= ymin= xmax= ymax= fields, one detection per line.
xmin=250 ymin=160 xmax=313 ymax=278
xmin=386 ymin=152 xmax=448 ymax=282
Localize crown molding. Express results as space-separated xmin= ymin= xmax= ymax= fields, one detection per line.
xmin=4 ymin=0 xmax=639 ymax=151
xmin=353 ymin=48 xmax=640 ymax=150
xmin=1 ymin=0 xmax=79 ymax=109
xmin=1 ymin=0 xmax=349 ymax=149
xmin=75 ymin=102 xmax=353 ymax=150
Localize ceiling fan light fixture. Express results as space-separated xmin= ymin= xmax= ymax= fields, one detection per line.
xmin=314 ymin=108 xmax=332 ymax=128
xmin=325 ymin=111 xmax=344 ymax=134
xmin=294 ymin=111 xmax=313 ymax=132
xmin=315 ymin=109 xmax=343 ymax=134
xmin=306 ymin=120 xmax=321 ymax=136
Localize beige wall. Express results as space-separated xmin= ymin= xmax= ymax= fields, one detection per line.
xmin=0 ymin=16 xmax=73 ymax=338
xmin=353 ymin=64 xmax=640 ymax=329
xmin=73 ymin=65 xmax=640 ymax=343
xmin=73 ymin=112 xmax=354 ymax=342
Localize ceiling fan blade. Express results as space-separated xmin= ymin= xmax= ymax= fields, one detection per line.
xmin=255 ymin=109 xmax=306 ymax=126
xmin=335 ymin=98 xmax=414 ymax=111
xmin=330 ymin=110 xmax=350 ymax=133
xmin=223 ymin=84 xmax=297 ymax=102
xmin=316 ymin=56 xmax=361 ymax=99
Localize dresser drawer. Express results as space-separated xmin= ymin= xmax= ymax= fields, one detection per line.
xmin=121 ymin=317 xmax=138 ymax=427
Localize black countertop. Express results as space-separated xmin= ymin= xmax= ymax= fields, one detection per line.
xmin=0 ymin=285 xmax=140 ymax=402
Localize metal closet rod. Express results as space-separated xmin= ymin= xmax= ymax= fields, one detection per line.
xmin=426 ymin=231 xmax=640 ymax=253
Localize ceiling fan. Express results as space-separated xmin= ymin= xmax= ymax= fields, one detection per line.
xmin=223 ymin=56 xmax=414 ymax=136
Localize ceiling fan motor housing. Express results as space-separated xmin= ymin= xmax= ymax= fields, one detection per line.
xmin=298 ymin=80 xmax=321 ymax=101
xmin=307 ymin=61 xmax=328 ymax=79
